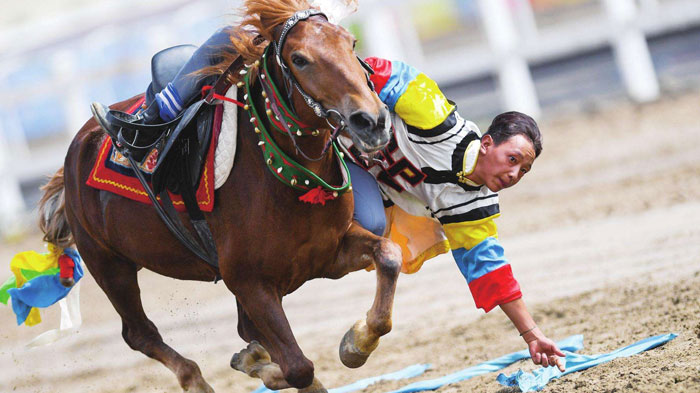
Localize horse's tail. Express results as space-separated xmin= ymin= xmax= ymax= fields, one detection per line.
xmin=38 ymin=166 xmax=73 ymax=249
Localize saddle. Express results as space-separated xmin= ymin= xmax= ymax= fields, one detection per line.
xmin=105 ymin=45 xmax=244 ymax=277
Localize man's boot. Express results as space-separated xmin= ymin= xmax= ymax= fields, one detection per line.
xmin=90 ymin=101 xmax=177 ymax=162
xmin=90 ymin=101 xmax=162 ymax=138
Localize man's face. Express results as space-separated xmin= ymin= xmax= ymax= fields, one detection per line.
xmin=474 ymin=134 xmax=536 ymax=192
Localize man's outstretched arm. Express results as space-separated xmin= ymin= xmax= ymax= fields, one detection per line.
xmin=500 ymin=298 xmax=566 ymax=371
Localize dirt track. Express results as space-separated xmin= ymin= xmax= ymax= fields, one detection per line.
xmin=1 ymin=89 xmax=699 ymax=393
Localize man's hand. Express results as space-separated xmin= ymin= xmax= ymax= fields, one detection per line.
xmin=498 ymin=298 xmax=567 ymax=372
xmin=525 ymin=330 xmax=566 ymax=372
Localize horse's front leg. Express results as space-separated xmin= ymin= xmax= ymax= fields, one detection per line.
xmin=231 ymin=340 xmax=326 ymax=393
xmin=326 ymin=222 xmax=402 ymax=368
xmin=231 ymin=285 xmax=326 ymax=392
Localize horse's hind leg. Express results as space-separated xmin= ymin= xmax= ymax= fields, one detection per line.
xmin=325 ymin=223 xmax=402 ymax=368
xmin=74 ymin=233 xmax=214 ymax=392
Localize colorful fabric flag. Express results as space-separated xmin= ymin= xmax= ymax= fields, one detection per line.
xmin=497 ymin=333 xmax=677 ymax=392
xmin=384 ymin=335 xmax=583 ymax=393
xmin=1 ymin=245 xmax=83 ymax=326
xmin=251 ymin=363 xmax=432 ymax=393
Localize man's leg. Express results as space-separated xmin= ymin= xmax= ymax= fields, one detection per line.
xmin=155 ymin=27 xmax=233 ymax=121
xmin=346 ymin=161 xmax=386 ymax=237
xmin=92 ymin=27 xmax=233 ymax=132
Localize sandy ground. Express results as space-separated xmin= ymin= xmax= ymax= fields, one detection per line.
xmin=1 ymin=89 xmax=700 ymax=393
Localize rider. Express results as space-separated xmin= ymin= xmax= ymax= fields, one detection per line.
xmin=340 ymin=57 xmax=566 ymax=371
xmin=91 ymin=30 xmax=566 ymax=371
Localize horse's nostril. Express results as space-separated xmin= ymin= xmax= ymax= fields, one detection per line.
xmin=348 ymin=111 xmax=376 ymax=132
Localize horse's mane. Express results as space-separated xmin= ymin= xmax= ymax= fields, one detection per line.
xmin=199 ymin=0 xmax=313 ymax=80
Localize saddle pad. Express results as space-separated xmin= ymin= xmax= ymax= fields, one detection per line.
xmin=86 ymin=97 xmax=223 ymax=212
xmin=214 ymin=85 xmax=238 ymax=189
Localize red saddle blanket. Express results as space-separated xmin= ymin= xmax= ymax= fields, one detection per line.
xmin=86 ymin=97 xmax=222 ymax=212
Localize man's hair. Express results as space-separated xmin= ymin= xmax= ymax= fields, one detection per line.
xmin=484 ymin=111 xmax=543 ymax=157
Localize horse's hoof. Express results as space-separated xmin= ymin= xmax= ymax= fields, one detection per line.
xmin=230 ymin=352 xmax=242 ymax=370
xmin=231 ymin=340 xmax=271 ymax=373
xmin=59 ymin=277 xmax=75 ymax=287
xmin=339 ymin=328 xmax=369 ymax=368
xmin=339 ymin=320 xmax=380 ymax=368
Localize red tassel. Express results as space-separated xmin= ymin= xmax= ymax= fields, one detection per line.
xmin=298 ymin=186 xmax=336 ymax=206
xmin=58 ymin=254 xmax=75 ymax=279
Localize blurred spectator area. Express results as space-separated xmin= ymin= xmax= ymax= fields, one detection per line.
xmin=1 ymin=0 xmax=700 ymax=227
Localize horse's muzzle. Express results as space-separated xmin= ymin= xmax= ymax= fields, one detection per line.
xmin=348 ymin=107 xmax=391 ymax=154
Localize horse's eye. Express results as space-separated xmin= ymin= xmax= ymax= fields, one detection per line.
xmin=291 ymin=55 xmax=309 ymax=68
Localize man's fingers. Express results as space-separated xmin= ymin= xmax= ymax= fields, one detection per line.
xmin=548 ymin=355 xmax=559 ymax=369
xmin=554 ymin=347 xmax=566 ymax=357
xmin=541 ymin=354 xmax=549 ymax=367
xmin=553 ymin=356 xmax=566 ymax=372
xmin=533 ymin=352 xmax=541 ymax=365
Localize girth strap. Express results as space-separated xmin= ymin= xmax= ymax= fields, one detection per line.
xmin=125 ymin=154 xmax=221 ymax=280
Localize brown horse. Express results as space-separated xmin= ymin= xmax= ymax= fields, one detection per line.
xmin=38 ymin=1 xmax=401 ymax=392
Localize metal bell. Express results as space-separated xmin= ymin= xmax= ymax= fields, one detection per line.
xmin=277 ymin=167 xmax=283 ymax=174
xmin=332 ymin=191 xmax=338 ymax=198
xmin=266 ymin=109 xmax=273 ymax=116
xmin=296 ymin=131 xmax=302 ymax=136
xmin=290 ymin=178 xmax=298 ymax=186
xmin=255 ymin=127 xmax=261 ymax=134
xmin=244 ymin=104 xmax=250 ymax=110
xmin=258 ymin=141 xmax=265 ymax=146
xmin=236 ymin=81 xmax=244 ymax=88
xmin=267 ymin=158 xmax=273 ymax=165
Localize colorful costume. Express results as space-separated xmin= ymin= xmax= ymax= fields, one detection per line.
xmin=338 ymin=58 xmax=522 ymax=312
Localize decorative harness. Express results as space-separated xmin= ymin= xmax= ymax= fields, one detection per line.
xmin=236 ymin=9 xmax=375 ymax=205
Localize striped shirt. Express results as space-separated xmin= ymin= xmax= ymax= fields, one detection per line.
xmin=339 ymin=57 xmax=522 ymax=312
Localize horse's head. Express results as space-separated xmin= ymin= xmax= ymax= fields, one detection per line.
xmin=270 ymin=9 xmax=391 ymax=154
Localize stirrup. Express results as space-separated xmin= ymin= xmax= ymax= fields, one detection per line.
xmin=108 ymin=108 xmax=181 ymax=133
xmin=90 ymin=102 xmax=181 ymax=137
xmin=91 ymin=102 xmax=174 ymax=162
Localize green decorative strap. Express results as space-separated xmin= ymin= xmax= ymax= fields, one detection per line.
xmin=243 ymin=71 xmax=351 ymax=197
xmin=260 ymin=49 xmax=319 ymax=136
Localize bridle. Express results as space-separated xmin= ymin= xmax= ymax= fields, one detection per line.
xmin=238 ymin=8 xmax=387 ymax=203
xmin=269 ymin=9 xmax=375 ymax=161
